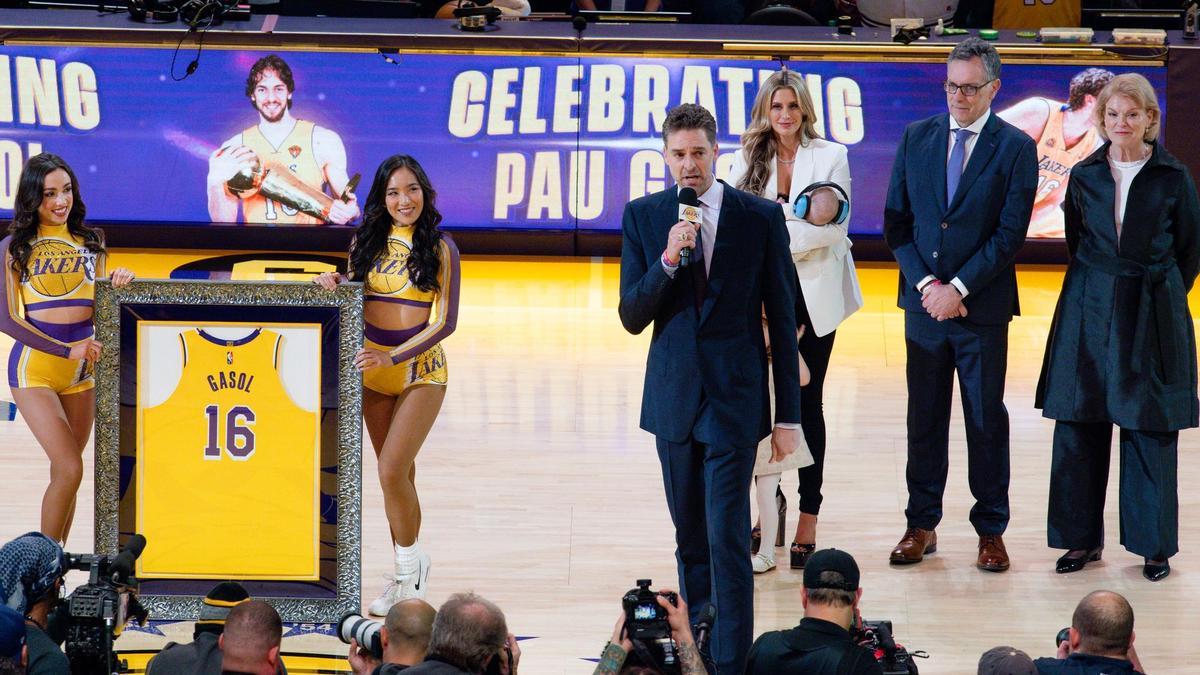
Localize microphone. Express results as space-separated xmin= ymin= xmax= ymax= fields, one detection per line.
xmin=110 ymin=534 xmax=147 ymax=583
xmin=693 ymin=603 xmax=717 ymax=654
xmin=677 ymin=187 xmax=702 ymax=268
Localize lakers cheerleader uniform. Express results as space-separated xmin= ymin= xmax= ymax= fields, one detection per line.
xmin=361 ymin=225 xmax=460 ymax=396
xmin=0 ymin=226 xmax=101 ymax=394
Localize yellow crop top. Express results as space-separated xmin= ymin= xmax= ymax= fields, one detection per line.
xmin=19 ymin=225 xmax=99 ymax=310
xmin=364 ymin=224 xmax=437 ymax=306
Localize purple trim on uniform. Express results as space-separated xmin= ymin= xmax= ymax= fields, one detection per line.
xmin=8 ymin=343 xmax=22 ymax=387
xmin=388 ymin=233 xmax=461 ymax=365
xmin=25 ymin=299 xmax=94 ymax=312
xmin=365 ymin=321 xmax=427 ymax=347
xmin=197 ymin=328 xmax=262 ymax=346
xmin=28 ymin=317 xmax=94 ymax=343
xmin=364 ymin=295 xmax=432 ymax=308
xmin=0 ymin=234 xmax=71 ymax=358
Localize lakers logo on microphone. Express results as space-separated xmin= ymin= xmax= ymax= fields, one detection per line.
xmin=680 ymin=204 xmax=702 ymax=223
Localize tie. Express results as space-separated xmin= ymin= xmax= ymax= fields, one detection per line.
xmin=946 ymin=127 xmax=975 ymax=208
xmin=690 ymin=199 xmax=708 ymax=311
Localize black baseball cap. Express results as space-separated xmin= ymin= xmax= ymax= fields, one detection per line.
xmin=803 ymin=548 xmax=860 ymax=591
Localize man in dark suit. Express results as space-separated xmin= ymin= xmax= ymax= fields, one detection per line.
xmin=883 ymin=37 xmax=1037 ymax=572
xmin=619 ymin=103 xmax=802 ymax=673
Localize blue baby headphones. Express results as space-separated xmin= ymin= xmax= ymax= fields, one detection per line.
xmin=793 ymin=181 xmax=849 ymax=225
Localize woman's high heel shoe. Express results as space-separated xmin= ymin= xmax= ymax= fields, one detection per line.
xmin=790 ymin=542 xmax=816 ymax=569
xmin=750 ymin=527 xmax=762 ymax=555
xmin=1143 ymin=557 xmax=1170 ymax=582
xmin=775 ymin=486 xmax=787 ymax=548
xmin=1055 ymin=547 xmax=1102 ymax=574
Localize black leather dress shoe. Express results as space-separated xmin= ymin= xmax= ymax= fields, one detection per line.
xmin=1143 ymin=558 xmax=1170 ymax=582
xmin=1055 ymin=547 xmax=1102 ymax=574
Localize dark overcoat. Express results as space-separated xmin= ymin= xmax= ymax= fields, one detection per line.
xmin=1036 ymin=142 xmax=1200 ymax=432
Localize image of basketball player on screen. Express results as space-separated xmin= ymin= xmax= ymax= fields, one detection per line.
xmin=997 ymin=68 xmax=1113 ymax=238
xmin=206 ymin=55 xmax=360 ymax=225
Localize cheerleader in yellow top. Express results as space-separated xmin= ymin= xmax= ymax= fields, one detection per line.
xmin=0 ymin=154 xmax=135 ymax=544
xmin=314 ymin=155 xmax=460 ymax=614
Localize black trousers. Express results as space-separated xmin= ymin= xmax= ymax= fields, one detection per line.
xmin=796 ymin=290 xmax=836 ymax=516
xmin=1047 ymin=420 xmax=1179 ymax=559
xmin=903 ymin=311 xmax=1010 ymax=535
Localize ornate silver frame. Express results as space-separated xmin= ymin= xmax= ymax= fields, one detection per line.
xmin=93 ymin=279 xmax=363 ymax=622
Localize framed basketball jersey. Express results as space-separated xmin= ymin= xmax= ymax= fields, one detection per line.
xmin=135 ymin=321 xmax=321 ymax=580
xmin=91 ymin=278 xmax=364 ymax=622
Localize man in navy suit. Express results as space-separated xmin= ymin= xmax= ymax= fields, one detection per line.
xmin=883 ymin=38 xmax=1037 ymax=572
xmin=619 ymin=103 xmax=802 ymax=674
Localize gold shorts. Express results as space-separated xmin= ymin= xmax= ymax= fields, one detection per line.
xmin=8 ymin=342 xmax=93 ymax=395
xmin=361 ymin=341 xmax=447 ymax=396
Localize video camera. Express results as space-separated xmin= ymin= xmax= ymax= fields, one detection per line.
xmin=853 ymin=619 xmax=922 ymax=675
xmin=59 ymin=535 xmax=149 ymax=675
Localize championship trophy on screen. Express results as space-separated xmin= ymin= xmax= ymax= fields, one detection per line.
xmin=226 ymin=157 xmax=357 ymax=222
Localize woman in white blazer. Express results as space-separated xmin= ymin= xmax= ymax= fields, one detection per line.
xmin=727 ymin=69 xmax=864 ymax=570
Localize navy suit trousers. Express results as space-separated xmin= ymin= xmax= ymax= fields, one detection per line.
xmin=656 ymin=424 xmax=756 ymax=674
xmin=903 ymin=311 xmax=1010 ymax=535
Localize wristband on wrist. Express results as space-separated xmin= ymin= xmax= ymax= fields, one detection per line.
xmin=662 ymin=251 xmax=678 ymax=267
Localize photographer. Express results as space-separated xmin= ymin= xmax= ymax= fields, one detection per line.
xmin=1033 ymin=591 xmax=1145 ymax=674
xmin=746 ymin=549 xmax=882 ymax=674
xmin=593 ymin=587 xmax=705 ymax=675
xmin=404 ymin=592 xmax=519 ymax=675
xmin=0 ymin=532 xmax=69 ymax=675
xmin=347 ymin=599 xmax=437 ymax=674
xmin=146 ymin=581 xmax=284 ymax=675
xmin=219 ymin=600 xmax=286 ymax=675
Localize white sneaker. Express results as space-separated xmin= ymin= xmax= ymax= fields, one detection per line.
xmin=368 ymin=578 xmax=402 ymax=616
xmin=396 ymin=551 xmax=431 ymax=600
xmin=752 ymin=552 xmax=777 ymax=574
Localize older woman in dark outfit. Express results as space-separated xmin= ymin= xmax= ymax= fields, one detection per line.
xmin=1036 ymin=73 xmax=1200 ymax=582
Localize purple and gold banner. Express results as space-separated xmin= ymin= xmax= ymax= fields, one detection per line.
xmin=0 ymin=46 xmax=1165 ymax=237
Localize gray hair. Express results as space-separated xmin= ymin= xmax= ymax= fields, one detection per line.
xmin=425 ymin=593 xmax=508 ymax=673
xmin=948 ymin=37 xmax=1001 ymax=81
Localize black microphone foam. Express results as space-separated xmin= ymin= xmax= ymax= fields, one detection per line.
xmin=110 ymin=534 xmax=147 ymax=582
xmin=572 ymin=15 xmax=588 ymax=32
xmin=694 ymin=603 xmax=717 ymax=652
xmin=678 ymin=187 xmax=700 ymax=268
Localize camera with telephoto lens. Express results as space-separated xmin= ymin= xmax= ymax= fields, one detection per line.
xmin=619 ymin=579 xmax=681 ymax=675
xmin=339 ymin=614 xmax=384 ymax=660
xmin=58 ymin=535 xmax=149 ymax=675
xmin=852 ymin=619 xmax=921 ymax=675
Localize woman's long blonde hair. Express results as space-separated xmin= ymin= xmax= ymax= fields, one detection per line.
xmin=737 ymin=69 xmax=821 ymax=196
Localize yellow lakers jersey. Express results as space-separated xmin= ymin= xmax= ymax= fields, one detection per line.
xmin=137 ymin=327 xmax=319 ymax=580
xmin=240 ymin=119 xmax=324 ymax=225
xmin=1030 ymin=103 xmax=1099 ymax=237
xmin=20 ymin=225 xmax=97 ymax=311
xmin=993 ymin=0 xmax=1080 ymax=29
xmin=364 ymin=225 xmax=436 ymax=305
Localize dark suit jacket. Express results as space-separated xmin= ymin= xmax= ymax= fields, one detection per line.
xmin=619 ymin=181 xmax=801 ymax=449
xmin=884 ymin=112 xmax=1038 ymax=324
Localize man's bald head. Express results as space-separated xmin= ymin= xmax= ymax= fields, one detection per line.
xmin=1072 ymin=591 xmax=1134 ymax=657
xmin=383 ymin=599 xmax=436 ymax=664
xmin=220 ymin=600 xmax=282 ymax=674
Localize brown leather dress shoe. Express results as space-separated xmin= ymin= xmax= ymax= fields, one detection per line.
xmin=977 ymin=535 xmax=1010 ymax=572
xmin=889 ymin=528 xmax=937 ymax=564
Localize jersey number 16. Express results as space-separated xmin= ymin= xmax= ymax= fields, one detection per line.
xmin=204 ymin=405 xmax=256 ymax=459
